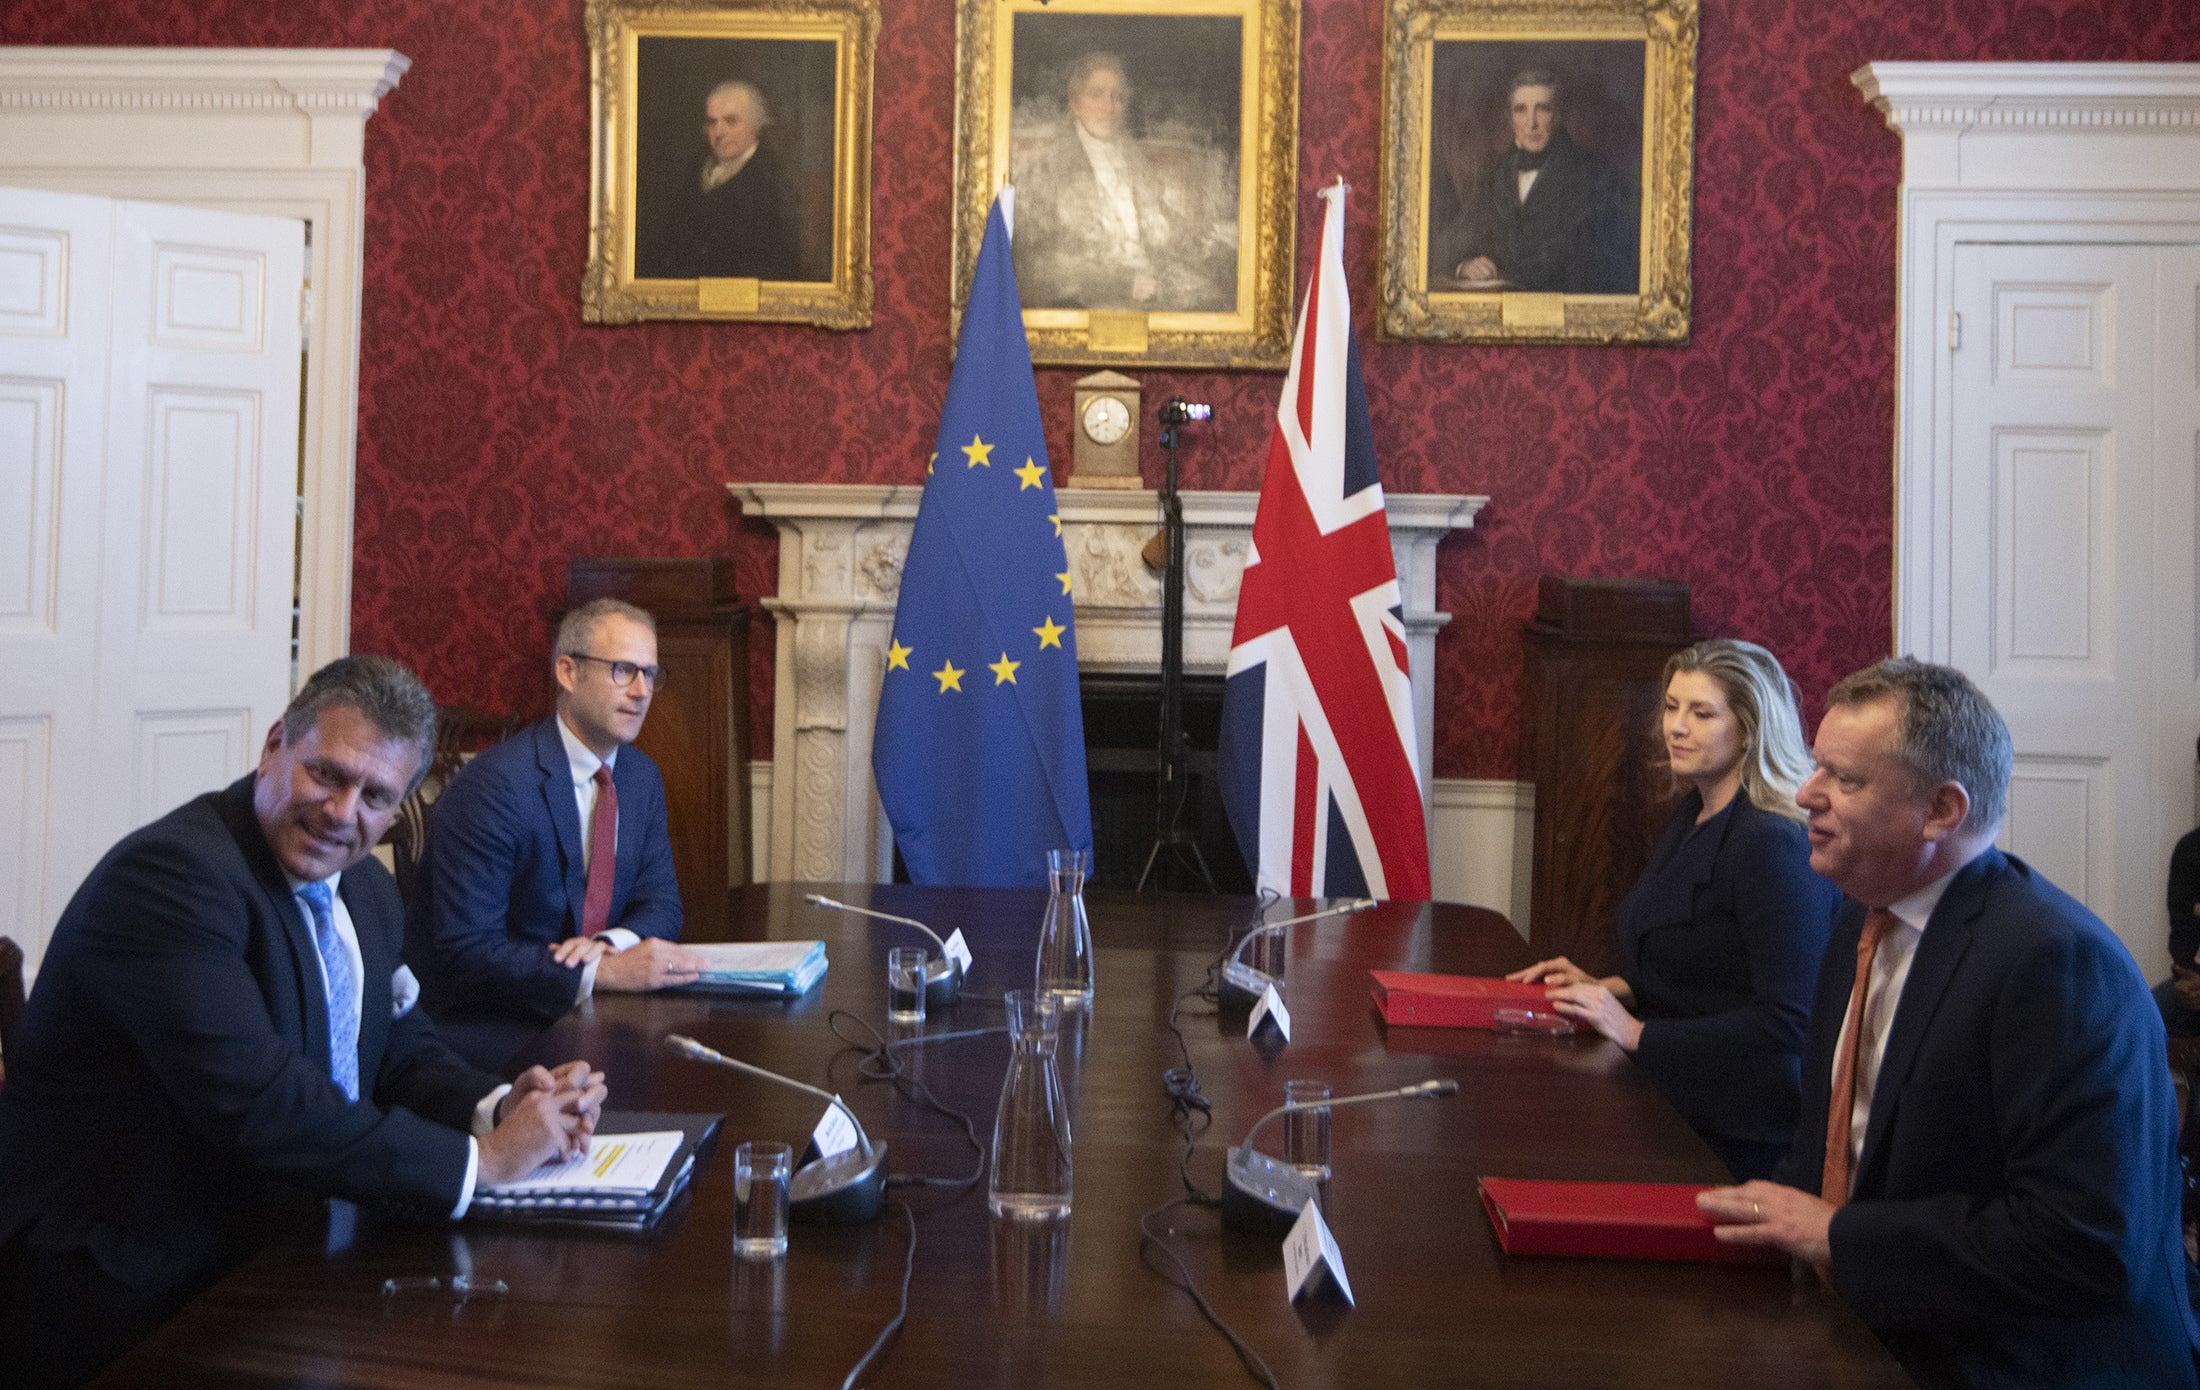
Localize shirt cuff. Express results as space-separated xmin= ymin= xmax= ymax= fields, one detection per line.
xmin=577 ymin=931 xmax=640 ymax=1003
xmin=473 ymin=1084 xmax=510 ymax=1138
xmin=453 ymin=1137 xmax=480 ymax=1219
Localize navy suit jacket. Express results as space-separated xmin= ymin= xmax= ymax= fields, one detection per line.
xmin=1775 ymin=849 xmax=2200 ymax=1389
xmin=0 ymin=777 xmax=496 ymax=1302
xmin=408 ymin=717 xmax=683 ymax=1025
xmin=1618 ymin=791 xmax=1839 ymax=1165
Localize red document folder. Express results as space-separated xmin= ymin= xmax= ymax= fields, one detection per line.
xmin=1368 ymin=970 xmax=1554 ymax=1028
xmin=1478 ymin=1177 xmax=1785 ymax=1264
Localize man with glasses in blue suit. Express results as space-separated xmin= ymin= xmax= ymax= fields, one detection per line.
xmin=409 ymin=599 xmax=701 ymax=1060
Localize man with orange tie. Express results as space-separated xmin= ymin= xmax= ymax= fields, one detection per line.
xmin=409 ymin=599 xmax=701 ymax=1063
xmin=1699 ymin=659 xmax=2199 ymax=1388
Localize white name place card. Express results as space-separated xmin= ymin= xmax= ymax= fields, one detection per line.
xmin=1283 ymin=1198 xmax=1354 ymax=1307
xmin=942 ymin=928 xmax=974 ymax=974
xmin=1248 ymin=982 xmax=1291 ymax=1042
xmin=811 ymin=1097 xmax=859 ymax=1160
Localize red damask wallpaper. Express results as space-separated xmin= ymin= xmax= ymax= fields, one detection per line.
xmin=7 ymin=0 xmax=2198 ymax=779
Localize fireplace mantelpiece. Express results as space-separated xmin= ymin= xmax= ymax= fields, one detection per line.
xmin=730 ymin=482 xmax=1487 ymax=883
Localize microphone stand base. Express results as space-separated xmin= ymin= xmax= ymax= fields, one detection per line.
xmin=1221 ymin=1145 xmax=1318 ymax=1236
xmin=790 ymin=1143 xmax=890 ymax=1225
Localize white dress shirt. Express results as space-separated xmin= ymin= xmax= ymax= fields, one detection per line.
xmin=555 ymin=716 xmax=641 ymax=1003
xmin=1835 ymin=868 xmax=1959 ymax=1191
xmin=1075 ymin=123 xmax=1150 ymax=268
xmin=288 ymin=870 xmax=502 ymax=1217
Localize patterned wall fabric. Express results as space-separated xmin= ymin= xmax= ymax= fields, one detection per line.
xmin=8 ymin=0 xmax=2197 ymax=777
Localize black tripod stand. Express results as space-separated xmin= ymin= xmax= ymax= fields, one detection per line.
xmin=1136 ymin=399 xmax=1217 ymax=893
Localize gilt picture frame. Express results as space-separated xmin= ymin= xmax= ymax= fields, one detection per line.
xmin=951 ymin=0 xmax=1299 ymax=370
xmin=1378 ymin=0 xmax=1696 ymax=345
xmin=582 ymin=0 xmax=876 ymax=327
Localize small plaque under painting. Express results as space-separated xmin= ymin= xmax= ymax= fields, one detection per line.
xmin=1501 ymin=294 xmax=1566 ymax=331
xmin=1086 ymin=311 xmax=1150 ymax=354
xmin=699 ymin=278 xmax=762 ymax=314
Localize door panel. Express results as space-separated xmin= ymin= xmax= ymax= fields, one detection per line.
xmin=0 ymin=185 xmax=300 ymax=971
xmin=1949 ymin=242 xmax=2200 ymax=973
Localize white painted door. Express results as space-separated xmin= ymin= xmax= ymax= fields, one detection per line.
xmin=0 ymin=186 xmax=301 ymax=971
xmin=1945 ymin=241 xmax=2200 ymax=976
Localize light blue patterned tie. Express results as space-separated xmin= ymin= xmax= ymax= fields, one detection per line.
xmin=296 ymin=880 xmax=360 ymax=1102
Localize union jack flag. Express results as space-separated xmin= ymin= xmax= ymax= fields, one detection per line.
xmin=1217 ymin=182 xmax=1430 ymax=900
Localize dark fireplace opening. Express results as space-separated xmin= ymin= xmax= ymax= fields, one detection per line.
xmin=1080 ymin=672 xmax=1252 ymax=894
xmin=886 ymin=672 xmax=1253 ymax=894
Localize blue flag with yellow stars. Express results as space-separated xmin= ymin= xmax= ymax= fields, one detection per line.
xmin=871 ymin=195 xmax=1093 ymax=887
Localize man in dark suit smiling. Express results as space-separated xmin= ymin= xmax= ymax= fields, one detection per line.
xmin=0 ymin=656 xmax=605 ymax=1389
xmin=1699 ymin=659 xmax=2200 ymax=1389
xmin=409 ymin=599 xmax=700 ymax=1051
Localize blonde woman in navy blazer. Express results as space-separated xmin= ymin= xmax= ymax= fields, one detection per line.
xmin=1509 ymin=639 xmax=1839 ymax=1180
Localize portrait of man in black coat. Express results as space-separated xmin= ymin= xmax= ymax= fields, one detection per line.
xmin=1431 ymin=67 xmax=1639 ymax=296
xmin=665 ymin=79 xmax=804 ymax=282
xmin=627 ymin=34 xmax=841 ymax=288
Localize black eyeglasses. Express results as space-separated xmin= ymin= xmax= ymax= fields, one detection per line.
xmin=566 ymin=653 xmax=666 ymax=690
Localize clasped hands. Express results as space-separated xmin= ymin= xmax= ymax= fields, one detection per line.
xmin=1504 ymin=956 xmax=1644 ymax=1051
xmin=548 ymin=935 xmax=706 ymax=991
xmin=479 ymin=1060 xmax=607 ymax=1187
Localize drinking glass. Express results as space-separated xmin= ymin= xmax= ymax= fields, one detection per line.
xmin=733 ymin=1141 xmax=792 ymax=1259
xmin=1283 ymin=1079 xmax=1333 ymax=1183
xmin=887 ymin=947 xmax=927 ymax=1023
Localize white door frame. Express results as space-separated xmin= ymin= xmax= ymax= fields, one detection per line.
xmin=1853 ymin=61 xmax=2200 ymax=656
xmin=0 ymin=47 xmax=409 ymax=679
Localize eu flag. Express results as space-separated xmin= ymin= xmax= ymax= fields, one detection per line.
xmin=871 ymin=196 xmax=1093 ymax=887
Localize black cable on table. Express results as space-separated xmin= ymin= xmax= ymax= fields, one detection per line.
xmin=1137 ymin=1197 xmax=1282 ymax=1390
xmin=825 ymin=1009 xmax=997 ymax=1390
xmin=838 ymin=1196 xmax=918 ymax=1390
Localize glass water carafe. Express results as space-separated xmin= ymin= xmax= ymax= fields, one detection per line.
xmin=988 ymin=988 xmax=1073 ymax=1220
xmin=1033 ymin=847 xmax=1095 ymax=1008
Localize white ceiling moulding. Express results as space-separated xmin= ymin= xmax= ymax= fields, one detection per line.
xmin=1852 ymin=61 xmax=2200 ymax=656
xmin=0 ymin=47 xmax=412 ymax=681
xmin=1856 ymin=62 xmax=2200 ymax=191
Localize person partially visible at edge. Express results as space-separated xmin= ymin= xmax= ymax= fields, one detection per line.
xmin=1508 ymin=639 xmax=1840 ymax=1180
xmin=1697 ymin=658 xmax=2200 ymax=1390
xmin=408 ymin=599 xmax=703 ymax=1066
xmin=0 ymin=655 xmax=606 ymax=1390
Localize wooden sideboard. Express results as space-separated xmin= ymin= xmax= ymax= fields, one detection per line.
xmin=566 ymin=558 xmax=751 ymax=938
xmin=1519 ymin=576 xmax=1693 ymax=976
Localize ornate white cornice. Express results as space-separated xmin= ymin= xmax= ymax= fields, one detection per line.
xmin=1854 ymin=61 xmax=2200 ymax=135
xmin=0 ymin=48 xmax=410 ymax=117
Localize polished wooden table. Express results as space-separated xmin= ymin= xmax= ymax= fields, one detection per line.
xmin=100 ymin=884 xmax=1908 ymax=1387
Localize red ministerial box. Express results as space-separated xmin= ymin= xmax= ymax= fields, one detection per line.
xmin=1478 ymin=1177 xmax=1786 ymax=1265
xmin=1368 ymin=970 xmax=1554 ymax=1028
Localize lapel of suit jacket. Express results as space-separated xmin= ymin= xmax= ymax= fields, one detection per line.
xmin=219 ymin=776 xmax=334 ymax=1074
xmin=1620 ymin=792 xmax=1723 ymax=952
xmin=535 ymin=717 xmax=589 ymax=925
xmin=1851 ymin=849 xmax=1998 ymax=1194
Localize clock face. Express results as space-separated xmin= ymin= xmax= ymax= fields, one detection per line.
xmin=1081 ymin=395 xmax=1132 ymax=446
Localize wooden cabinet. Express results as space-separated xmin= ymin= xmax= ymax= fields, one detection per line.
xmin=567 ymin=558 xmax=751 ymax=938
xmin=1519 ymin=576 xmax=1693 ymax=977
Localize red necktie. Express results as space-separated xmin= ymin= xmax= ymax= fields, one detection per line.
xmin=1822 ymin=908 xmax=1898 ymax=1204
xmin=580 ymin=764 xmax=617 ymax=937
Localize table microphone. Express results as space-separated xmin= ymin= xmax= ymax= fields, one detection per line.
xmin=804 ymin=893 xmax=965 ymax=1006
xmin=1217 ymin=898 xmax=1377 ymax=1011
xmin=1221 ymin=1078 xmax=1459 ymax=1235
xmin=664 ymin=1033 xmax=888 ymax=1225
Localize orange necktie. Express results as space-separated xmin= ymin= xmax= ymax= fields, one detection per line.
xmin=1821 ymin=907 xmax=1897 ymax=1204
xmin=580 ymin=764 xmax=617 ymax=937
